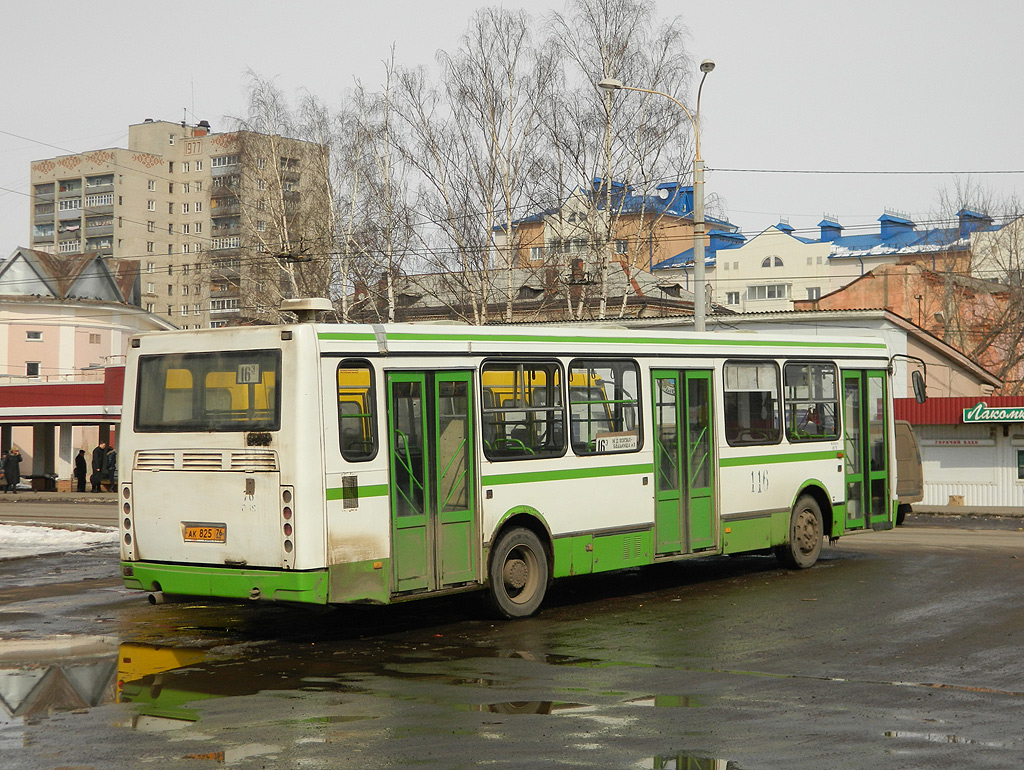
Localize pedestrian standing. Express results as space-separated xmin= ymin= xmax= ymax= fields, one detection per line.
xmin=74 ymin=449 xmax=87 ymax=493
xmin=91 ymin=442 xmax=106 ymax=492
xmin=3 ymin=447 xmax=23 ymax=493
xmin=104 ymin=444 xmax=118 ymax=489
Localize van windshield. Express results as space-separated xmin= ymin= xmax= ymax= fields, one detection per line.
xmin=135 ymin=350 xmax=281 ymax=432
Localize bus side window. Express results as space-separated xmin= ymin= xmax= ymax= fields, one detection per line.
xmin=568 ymin=359 xmax=641 ymax=455
xmin=337 ymin=360 xmax=377 ymax=461
xmin=480 ymin=360 xmax=565 ymax=461
xmin=723 ymin=361 xmax=782 ymax=446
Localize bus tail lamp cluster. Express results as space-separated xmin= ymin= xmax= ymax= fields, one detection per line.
xmin=121 ymin=484 xmax=135 ymax=559
xmin=281 ymin=486 xmax=294 ymax=568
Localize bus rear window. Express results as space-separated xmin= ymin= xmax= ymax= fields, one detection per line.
xmin=135 ymin=350 xmax=281 ymax=432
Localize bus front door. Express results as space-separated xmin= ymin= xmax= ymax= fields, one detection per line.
xmin=387 ymin=371 xmax=477 ymax=594
xmin=842 ymin=370 xmax=890 ymax=531
xmin=652 ymin=370 xmax=716 ymax=555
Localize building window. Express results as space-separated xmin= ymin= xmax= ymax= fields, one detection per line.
xmin=195 ymin=160 xmax=203 ymax=171
xmin=146 ymin=262 xmax=155 ymax=273
xmin=807 ymin=287 xmax=821 ymax=300
xmin=58 ymin=198 xmax=82 ymax=211
xmin=195 ymin=202 xmax=203 ymax=212
xmin=147 ymin=200 xmax=156 ymax=211
xmin=168 ymin=162 xmax=174 ymax=173
xmin=168 ymin=245 xmax=173 ymax=255
xmin=84 ymin=193 xmax=113 ymax=207
xmin=89 ymin=333 xmax=101 ymax=344
xmin=256 ymin=220 xmax=266 ymax=232
xmin=747 ymin=284 xmax=790 ymax=301
xmin=168 ymin=223 xmax=174 ymax=235
xmin=168 ymin=265 xmax=173 ymax=276
xmin=182 ymin=285 xmax=189 ymax=296
xmin=146 ymin=282 xmax=154 ymax=293
xmin=211 ymin=155 xmax=239 ymax=168
xmin=257 ymin=179 xmax=266 ymax=191
xmin=168 ymin=285 xmax=174 ymax=296
xmin=26 ymin=362 xmax=40 ymax=378
xmin=148 ymin=180 xmax=156 ymax=191
xmin=257 ymin=157 xmax=266 ymax=169
xmin=724 ymin=361 xmax=781 ymax=446
xmin=168 ymin=203 xmax=173 ymax=215
xmin=26 ymin=331 xmax=42 ymax=341
xmin=182 ymin=203 xmax=190 ymax=214
xmin=614 ymin=239 xmax=628 ymax=254
xmin=761 ymin=256 xmax=783 ymax=268
xmin=181 ymin=305 xmax=188 ymax=316
xmin=182 ymin=162 xmax=190 ymax=173
xmin=194 ymin=221 xmax=202 ymax=233
xmin=193 ymin=304 xmax=201 ymax=315
xmin=59 ymin=240 xmax=81 ymax=253
xmin=169 ymin=133 xmax=175 ymax=145
xmin=725 ymin=291 xmax=740 ymax=305
xmin=1018 ymin=450 xmax=1024 ymax=480
xmin=145 ymin=303 xmax=154 ymax=312
xmin=182 ymin=224 xmax=190 ymax=234
xmin=194 ymin=181 xmax=202 ymax=193
xmin=168 ymin=182 xmax=174 ymax=194
xmin=147 ymin=241 xmax=154 ymax=252
xmin=167 ymin=306 xmax=173 ymax=316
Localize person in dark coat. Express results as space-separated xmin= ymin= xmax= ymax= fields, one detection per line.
xmin=104 ymin=445 xmax=118 ymax=488
xmin=74 ymin=449 xmax=88 ymax=493
xmin=91 ymin=442 xmax=106 ymax=492
xmin=3 ymin=447 xmax=23 ymax=493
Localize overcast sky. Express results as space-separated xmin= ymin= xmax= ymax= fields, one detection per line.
xmin=2 ymin=0 xmax=1022 ymax=258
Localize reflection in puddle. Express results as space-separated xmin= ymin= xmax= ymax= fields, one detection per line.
xmin=0 ymin=635 xmax=118 ymax=721
xmin=885 ymin=730 xmax=1011 ymax=748
xmin=653 ymin=756 xmax=740 ymax=769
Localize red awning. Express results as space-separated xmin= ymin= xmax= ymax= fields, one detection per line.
xmin=895 ymin=395 xmax=1024 ymax=425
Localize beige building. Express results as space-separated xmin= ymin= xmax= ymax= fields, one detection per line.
xmin=30 ymin=119 xmax=329 ymax=328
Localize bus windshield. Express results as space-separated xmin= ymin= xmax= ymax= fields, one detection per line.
xmin=135 ymin=350 xmax=281 ymax=432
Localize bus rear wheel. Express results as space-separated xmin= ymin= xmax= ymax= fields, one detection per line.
xmin=775 ymin=495 xmax=823 ymax=569
xmin=487 ymin=527 xmax=548 ymax=619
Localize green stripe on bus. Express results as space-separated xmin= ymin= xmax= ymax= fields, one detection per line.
xmin=317 ymin=332 xmax=378 ymax=341
xmin=482 ymin=462 xmax=653 ymax=487
xmin=383 ymin=330 xmax=886 ymax=350
xmin=719 ymin=450 xmax=840 ymax=468
xmin=326 ymin=484 xmax=389 ymax=501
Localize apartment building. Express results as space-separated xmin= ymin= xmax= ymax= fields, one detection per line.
xmin=30 ymin=119 xmax=329 ymax=328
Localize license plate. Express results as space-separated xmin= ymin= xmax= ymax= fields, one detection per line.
xmin=182 ymin=523 xmax=227 ymax=543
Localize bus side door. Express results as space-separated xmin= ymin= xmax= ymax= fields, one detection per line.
xmin=842 ymin=370 xmax=890 ymax=530
xmin=386 ymin=371 xmax=477 ymax=594
xmin=652 ymin=369 xmax=716 ymax=555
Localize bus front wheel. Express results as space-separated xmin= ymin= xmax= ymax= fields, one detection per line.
xmin=775 ymin=495 xmax=823 ymax=569
xmin=487 ymin=527 xmax=548 ymax=619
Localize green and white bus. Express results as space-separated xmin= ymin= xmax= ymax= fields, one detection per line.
xmin=118 ymin=311 xmax=903 ymax=617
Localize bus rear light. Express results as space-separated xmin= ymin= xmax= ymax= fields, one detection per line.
xmin=283 ymin=523 xmax=293 ymax=536
xmin=283 ymin=539 xmax=293 ymax=553
xmin=283 ymin=507 xmax=292 ymax=520
xmin=124 ymin=533 xmax=132 ymax=545
xmin=124 ymin=518 xmax=131 ymax=530
xmin=282 ymin=489 xmax=292 ymax=504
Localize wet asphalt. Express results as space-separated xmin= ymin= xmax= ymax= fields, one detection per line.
xmin=1 ymin=516 xmax=1023 ymax=769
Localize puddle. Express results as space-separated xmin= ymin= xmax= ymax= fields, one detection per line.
xmin=0 ymin=635 xmax=119 ymax=721
xmin=885 ymin=730 xmax=1012 ymax=748
xmin=653 ymin=756 xmax=741 ymax=769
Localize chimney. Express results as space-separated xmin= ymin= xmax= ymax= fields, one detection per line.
xmin=194 ymin=120 xmax=211 ymax=137
xmin=818 ymin=215 xmax=843 ymax=241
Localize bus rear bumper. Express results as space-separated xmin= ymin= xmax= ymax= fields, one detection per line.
xmin=121 ymin=561 xmax=330 ymax=605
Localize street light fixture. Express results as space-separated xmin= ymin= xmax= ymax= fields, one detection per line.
xmin=598 ymin=59 xmax=716 ymax=331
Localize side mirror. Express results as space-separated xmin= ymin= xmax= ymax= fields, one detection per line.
xmin=912 ymin=370 xmax=927 ymax=404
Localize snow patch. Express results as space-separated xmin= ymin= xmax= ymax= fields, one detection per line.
xmin=0 ymin=523 xmax=117 ymax=560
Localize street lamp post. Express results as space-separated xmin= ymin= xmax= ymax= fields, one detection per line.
xmin=598 ymin=60 xmax=716 ymax=331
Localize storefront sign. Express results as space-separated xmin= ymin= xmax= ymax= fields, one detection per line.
xmin=920 ymin=438 xmax=995 ymax=447
xmin=962 ymin=402 xmax=1024 ymax=423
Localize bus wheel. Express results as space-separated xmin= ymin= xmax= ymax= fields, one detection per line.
xmin=775 ymin=495 xmax=823 ymax=569
xmin=487 ymin=527 xmax=548 ymax=619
